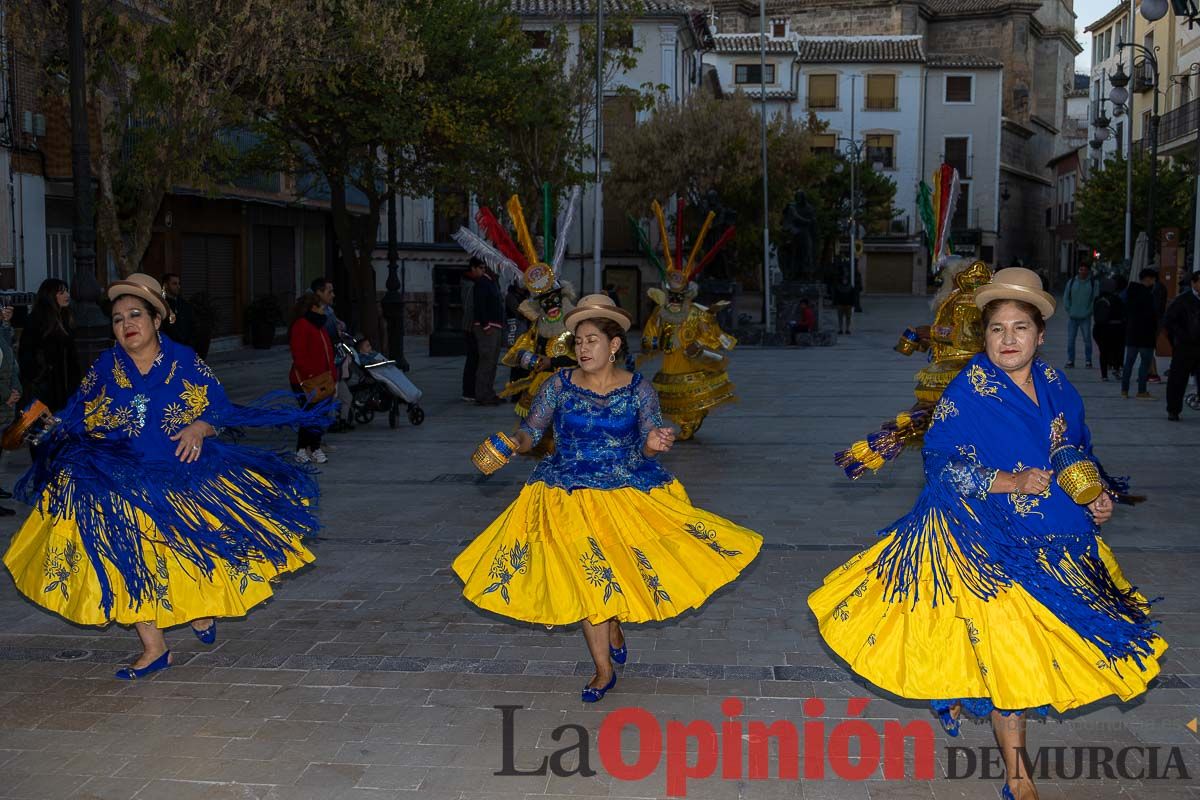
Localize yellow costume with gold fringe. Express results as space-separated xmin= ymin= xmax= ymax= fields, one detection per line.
xmin=631 ymin=199 xmax=739 ymax=440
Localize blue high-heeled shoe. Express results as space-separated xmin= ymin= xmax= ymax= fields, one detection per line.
xmin=1001 ymin=785 xmax=1015 ymax=800
xmin=192 ymin=620 xmax=217 ymax=645
xmin=936 ymin=707 xmax=961 ymax=737
xmin=114 ymin=650 xmax=171 ymax=680
xmin=581 ymin=673 xmax=617 ymax=703
xmin=609 ymin=641 xmax=627 ymax=665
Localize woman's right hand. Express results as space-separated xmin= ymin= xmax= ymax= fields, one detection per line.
xmin=1010 ymin=468 xmax=1054 ymax=495
xmin=512 ymin=430 xmax=533 ymax=454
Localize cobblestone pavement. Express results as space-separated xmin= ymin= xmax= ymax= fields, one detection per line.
xmin=0 ymin=297 xmax=1197 ymax=800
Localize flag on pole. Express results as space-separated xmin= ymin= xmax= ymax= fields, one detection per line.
xmin=916 ymin=163 xmax=961 ymax=273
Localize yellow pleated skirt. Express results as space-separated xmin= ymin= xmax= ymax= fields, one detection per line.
xmin=4 ymin=501 xmax=314 ymax=629
xmin=808 ymin=534 xmax=1167 ymax=713
xmin=453 ymin=479 xmax=762 ymax=625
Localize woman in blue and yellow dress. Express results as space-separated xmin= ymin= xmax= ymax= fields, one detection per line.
xmin=809 ymin=269 xmax=1167 ymax=800
xmin=3 ymin=274 xmax=327 ymax=680
xmin=454 ymin=294 xmax=762 ymax=702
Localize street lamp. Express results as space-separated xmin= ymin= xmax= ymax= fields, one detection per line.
xmin=834 ymin=137 xmax=865 ymax=286
xmin=1141 ymin=0 xmax=1169 ymax=21
xmin=1114 ymin=39 xmax=1162 ymax=265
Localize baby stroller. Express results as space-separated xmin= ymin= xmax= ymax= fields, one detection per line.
xmin=337 ymin=341 xmax=425 ymax=427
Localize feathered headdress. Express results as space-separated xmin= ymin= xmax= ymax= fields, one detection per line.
xmin=451 ymin=187 xmax=580 ymax=297
xmin=629 ymin=198 xmax=736 ymax=294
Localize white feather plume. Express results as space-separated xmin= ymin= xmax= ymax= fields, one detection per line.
xmin=451 ymin=227 xmax=521 ymax=283
xmin=551 ymin=187 xmax=581 ymax=271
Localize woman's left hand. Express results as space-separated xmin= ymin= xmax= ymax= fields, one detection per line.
xmin=1088 ymin=492 xmax=1114 ymax=525
xmin=170 ymin=421 xmax=216 ymax=463
xmin=645 ymin=426 xmax=676 ymax=456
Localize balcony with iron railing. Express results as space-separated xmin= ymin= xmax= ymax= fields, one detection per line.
xmin=1157 ymin=97 xmax=1200 ymax=146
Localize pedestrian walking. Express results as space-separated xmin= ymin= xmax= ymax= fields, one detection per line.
xmin=833 ymin=278 xmax=855 ymax=334
xmin=471 ymin=264 xmax=505 ymax=406
xmin=461 ymin=259 xmax=480 ymax=402
xmin=1122 ymin=269 xmax=1159 ymax=399
xmin=1062 ymin=262 xmax=1098 ymax=368
xmin=810 ymin=268 xmax=1164 ymax=800
xmin=1092 ymin=277 xmax=1125 ymax=381
xmin=3 ymin=274 xmax=324 ymax=680
xmin=312 ymin=278 xmax=354 ymax=431
xmin=17 ymin=278 xmax=82 ymax=412
xmin=454 ymin=295 xmax=762 ymax=703
xmin=288 ymin=292 xmax=336 ymax=464
xmin=1162 ymin=270 xmax=1200 ymax=421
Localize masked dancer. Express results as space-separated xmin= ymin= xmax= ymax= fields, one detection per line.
xmin=453 ymin=191 xmax=579 ymax=439
xmin=3 ymin=274 xmax=330 ymax=680
xmin=809 ymin=269 xmax=1166 ymax=800
xmin=454 ymin=294 xmax=762 ymax=703
xmin=633 ymin=199 xmax=738 ymax=439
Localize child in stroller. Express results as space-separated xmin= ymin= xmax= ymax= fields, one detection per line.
xmin=338 ymin=337 xmax=425 ymax=428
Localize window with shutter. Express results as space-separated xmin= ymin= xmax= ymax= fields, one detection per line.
xmin=945 ymin=75 xmax=973 ymax=103
xmin=811 ymin=133 xmax=837 ymax=156
xmin=807 ymin=74 xmax=837 ymax=109
xmin=865 ymin=74 xmax=897 ymax=110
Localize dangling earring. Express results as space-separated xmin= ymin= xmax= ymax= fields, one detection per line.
xmin=608 ymin=352 xmax=617 ymax=363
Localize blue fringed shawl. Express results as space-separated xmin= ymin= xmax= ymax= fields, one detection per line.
xmin=15 ymin=335 xmax=335 ymax=616
xmin=873 ymin=353 xmax=1158 ymax=667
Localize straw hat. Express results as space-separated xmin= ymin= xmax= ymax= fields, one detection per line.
xmin=564 ymin=293 xmax=633 ymax=332
xmin=107 ymin=273 xmax=175 ymax=323
xmin=973 ymin=267 xmax=1056 ymax=320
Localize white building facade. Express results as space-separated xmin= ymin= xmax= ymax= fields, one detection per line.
xmin=1085 ymin=3 xmax=1130 ymax=170
xmin=380 ymin=1 xmax=710 ymax=337
xmin=705 ymin=33 xmax=1003 ymax=294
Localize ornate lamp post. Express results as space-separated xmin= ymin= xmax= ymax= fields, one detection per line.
xmin=1110 ymin=40 xmax=1161 ymax=264
xmin=380 ymin=152 xmax=409 ymax=371
xmin=834 ymin=137 xmax=865 ymax=284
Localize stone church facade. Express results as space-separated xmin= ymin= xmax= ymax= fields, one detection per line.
xmin=711 ymin=0 xmax=1082 ymax=273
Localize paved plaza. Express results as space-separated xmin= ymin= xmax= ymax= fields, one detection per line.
xmin=0 ymin=295 xmax=1197 ymax=800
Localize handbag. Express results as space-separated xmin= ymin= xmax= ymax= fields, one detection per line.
xmin=299 ymin=371 xmax=335 ymax=402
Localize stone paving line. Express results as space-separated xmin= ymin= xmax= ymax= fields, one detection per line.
xmin=0 ymin=296 xmax=1197 ymax=800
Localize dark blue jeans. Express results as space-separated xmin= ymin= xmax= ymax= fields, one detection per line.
xmin=1121 ymin=347 xmax=1154 ymax=394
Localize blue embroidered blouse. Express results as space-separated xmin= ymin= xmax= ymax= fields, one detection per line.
xmin=520 ymin=369 xmax=673 ymax=492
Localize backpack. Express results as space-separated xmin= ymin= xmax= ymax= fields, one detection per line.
xmin=1093 ymin=295 xmax=1111 ymax=325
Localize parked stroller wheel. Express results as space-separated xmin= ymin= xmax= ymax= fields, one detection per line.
xmin=389 ymin=403 xmax=399 ymax=429
xmin=408 ymin=405 xmax=425 ymax=426
xmin=355 ymin=408 xmax=374 ymax=425
xmin=1187 ymin=392 xmax=1200 ymax=411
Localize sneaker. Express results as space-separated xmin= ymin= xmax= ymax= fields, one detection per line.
xmin=1168 ymin=413 xmax=1181 ymax=421
xmin=1121 ymin=391 xmax=1129 ymax=398
xmin=462 ymin=395 xmax=476 ymax=402
xmin=1065 ymin=362 xmax=1075 ymax=368
xmin=310 ymin=448 xmax=328 ymax=464
xmin=295 ymin=449 xmax=311 ymax=464
xmin=1086 ymin=362 xmax=1093 ymax=369
xmin=1148 ymin=375 xmax=1162 ymax=383
xmin=1136 ymin=392 xmax=1153 ymax=399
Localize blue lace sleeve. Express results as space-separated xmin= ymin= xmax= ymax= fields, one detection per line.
xmin=635 ymin=376 xmax=665 ymax=445
xmin=924 ymin=448 xmax=998 ymax=500
xmin=519 ymin=371 xmax=564 ymax=446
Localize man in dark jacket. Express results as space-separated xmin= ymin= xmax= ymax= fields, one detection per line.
xmin=1121 ymin=268 xmax=1160 ymax=399
xmin=160 ymin=273 xmax=194 ymax=347
xmin=471 ymin=265 xmax=505 ymax=406
xmin=1162 ymin=270 xmax=1200 ymax=420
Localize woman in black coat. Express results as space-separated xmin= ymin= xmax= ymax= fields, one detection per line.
xmin=18 ymin=279 xmax=83 ymax=413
